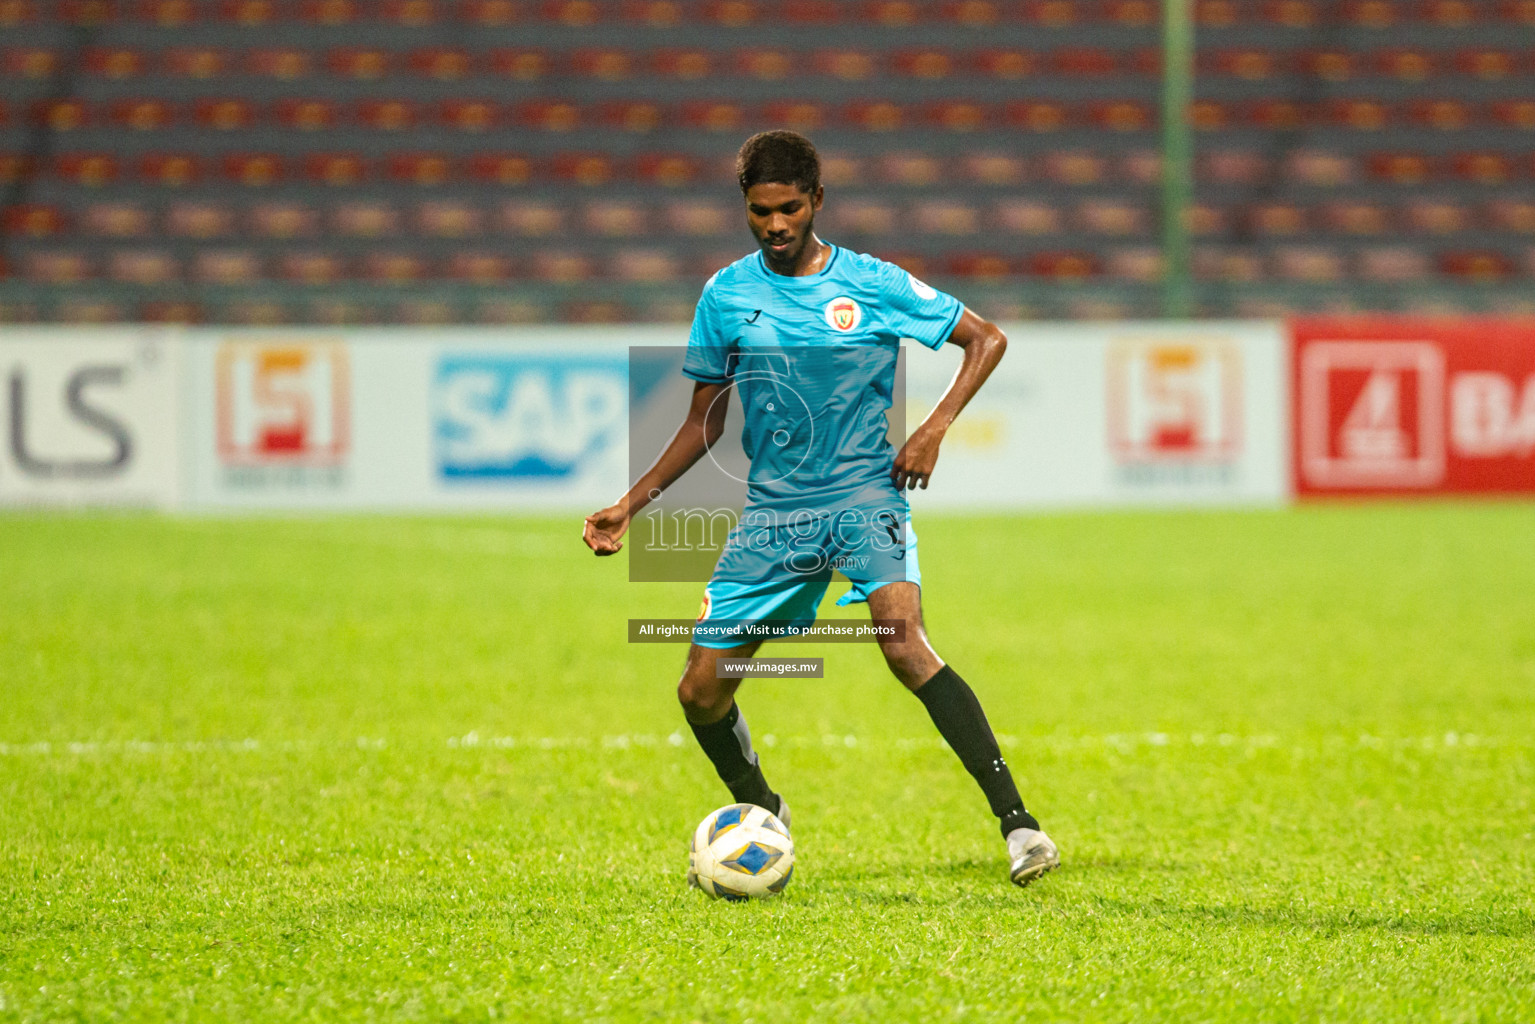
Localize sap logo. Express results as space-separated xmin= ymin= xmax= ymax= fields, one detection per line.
xmin=217 ymin=343 xmax=349 ymax=465
xmin=1108 ymin=341 xmax=1241 ymax=462
xmin=434 ymin=357 xmax=626 ymax=479
xmin=5 ymin=363 xmax=133 ymax=479
xmin=1451 ymin=373 xmax=1535 ymax=458
xmin=1300 ymin=341 xmax=1445 ymax=487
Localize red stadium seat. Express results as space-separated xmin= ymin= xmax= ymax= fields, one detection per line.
xmin=446 ymin=253 xmax=515 ymax=284
xmin=1264 ymin=0 xmax=1318 ymax=26
xmin=109 ymin=249 xmax=181 ymax=286
xmin=551 ymin=152 xmax=614 ymax=186
xmin=735 ymin=50 xmax=795 ymax=80
xmin=2 ymin=204 xmax=65 ymax=237
xmin=1454 ymin=152 xmax=1514 ymax=184
xmin=1187 ymin=204 xmax=1231 ymax=237
xmin=1422 ymin=0 xmax=1475 ymax=26
xmin=195 ymin=99 xmax=257 ymax=131
xmin=1105 ymin=247 xmax=1162 ymax=282
xmin=304 ymin=153 xmax=369 ymax=186
xmin=276 ymin=98 xmax=338 ymax=131
xmin=111 ymin=99 xmax=176 ymax=131
xmin=1503 ymin=0 xmax=1535 ymax=24
xmin=780 ymin=0 xmax=838 ymax=21
xmin=1076 ymin=200 xmax=1147 ymax=236
xmin=1053 ymin=48 xmax=1117 ymax=76
xmin=1441 ymin=250 xmax=1513 ymax=281
xmin=385 ymin=0 xmax=440 ymax=23
xmin=165 ymin=201 xmax=233 ymax=238
xmin=613 ymin=249 xmax=681 ymax=282
xmin=163 ymin=47 xmax=227 ymax=78
xmin=946 ymin=0 xmax=1003 ymax=26
xmin=55 ymin=153 xmax=119 ymax=187
xmin=1486 ymin=199 xmax=1535 ymax=232
xmin=819 ymin=152 xmax=867 ymax=186
xmin=82 ymin=202 xmax=152 ymax=237
xmin=1042 ymin=150 xmax=1106 ymax=185
xmin=24 ymin=251 xmax=94 ymax=285
xmin=1358 ymin=246 xmax=1430 ymax=283
xmin=542 ymin=0 xmax=600 ymax=24
xmin=415 ymin=200 xmax=484 ymax=237
xmin=34 ymin=99 xmax=90 ymax=131
xmin=975 ymin=50 xmax=1038 ymax=79
xmin=1368 ymin=152 xmax=1434 ymax=184
xmin=1412 ymin=99 xmax=1473 ymax=130
xmin=814 ymin=50 xmax=878 ymax=80
xmin=878 ymin=152 xmax=943 ymax=186
xmin=1323 ymin=201 xmax=1391 ymax=235
xmin=364 ymin=252 xmax=429 ymax=284
xmin=1456 ymin=49 xmax=1515 ymax=79
xmin=1197 ymin=0 xmax=1239 ymax=25
xmin=1105 ymin=0 xmax=1155 ymax=25
xmin=411 ymin=48 xmax=473 ymax=79
xmin=563 ymin=300 xmax=631 ymax=323
xmin=1491 ymin=100 xmax=1535 ymax=130
xmin=1301 ymin=50 xmax=1355 ymax=81
xmin=280 ymin=251 xmax=348 ymax=284
xmin=329 ymin=49 xmax=392 ymax=79
xmin=300 ymin=0 xmax=357 ymax=23
xmin=1284 ymin=149 xmax=1352 ymax=185
xmin=1273 ymin=246 xmax=1345 ymax=282
xmin=962 ymin=152 xmax=1028 ymax=185
xmin=1188 ymin=100 xmax=1229 ymax=131
xmin=635 ymin=152 xmax=698 ymax=187
xmin=1091 ymin=101 xmax=1153 ymax=133
xmin=622 ymin=1 xmax=690 ymax=26
xmin=861 ymin=0 xmax=916 ymax=27
xmin=1024 ymin=1 xmax=1081 ymax=27
xmin=946 ymin=253 xmax=1013 ymax=279
xmin=357 ymin=100 xmax=418 ymax=131
xmin=1210 ymin=49 xmax=1283 ymax=79
xmin=1120 ymin=149 xmax=1161 ymax=184
xmin=62 ymin=0 xmax=116 ymax=24
xmin=248 ymin=202 xmax=320 ymax=238
xmin=497 ymin=201 xmax=566 ymax=235
xmin=459 ymin=0 xmax=521 ymax=25
xmin=333 ymin=203 xmax=401 ymax=238
xmin=846 ymin=101 xmax=907 ymax=132
xmin=895 ymin=50 xmax=956 ymax=79
xmin=139 ymin=153 xmax=203 ymax=186
xmin=706 ymin=0 xmax=757 ymax=24
xmin=194 ymin=250 xmax=265 ymax=285
xmin=0 ymin=0 xmax=34 ymax=24
xmin=247 ymin=49 xmax=313 ymax=79
xmin=1027 ymin=251 xmax=1100 ymax=279
xmin=663 ymin=201 xmax=732 ymax=236
xmin=221 ymin=0 xmax=278 ymax=24
xmin=572 ymin=49 xmax=633 ymax=80
xmin=600 ymin=100 xmax=664 ymax=133
xmin=533 ymin=250 xmax=595 ymax=282
xmin=388 ymin=152 xmax=454 ymax=185
xmin=489 ymin=49 xmax=552 ymax=80
xmin=927 ymin=101 xmax=987 ymax=132
xmin=1004 ymin=101 xmax=1071 ymax=131
xmin=1343 ymin=0 xmax=1393 ymax=27
xmin=1327 ymin=98 xmax=1391 ymax=131
xmin=1201 ymin=149 xmax=1267 ymax=185
xmin=828 ymin=200 xmax=898 ymax=236
xmin=467 ymin=153 xmax=535 ymax=185
xmin=1408 ymin=199 xmax=1474 ymax=235
xmin=5 ymin=48 xmax=59 ymax=79
xmin=1377 ymin=49 xmax=1436 ymax=81
xmin=138 ymin=0 xmax=195 ymax=23
xmin=221 ymin=154 xmax=284 ymax=187
xmin=1249 ymin=203 xmax=1308 ymax=236
xmin=441 ymin=99 xmax=501 ymax=132
xmin=680 ymin=101 xmax=745 ymax=132
xmin=516 ymin=100 xmax=580 ymax=131
xmin=762 ymin=100 xmax=826 ymax=132
xmin=652 ymin=49 xmax=713 ymax=79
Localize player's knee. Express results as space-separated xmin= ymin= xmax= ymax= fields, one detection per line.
xmin=880 ymin=641 xmax=934 ymax=689
xmin=677 ymin=670 xmax=724 ymax=715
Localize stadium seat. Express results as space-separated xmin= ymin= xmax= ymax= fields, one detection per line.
xmin=945 ymin=0 xmax=1003 ymax=26
xmin=814 ymin=49 xmax=877 ymax=81
xmin=1302 ymin=50 xmax=1356 ymax=81
xmin=1076 ymin=200 xmax=1147 ymax=236
xmin=1357 ymin=246 xmax=1431 ymax=283
xmin=543 ymin=0 xmax=601 ymax=25
xmin=441 ymin=99 xmax=500 ymax=132
xmin=248 ymin=49 xmax=314 ymax=79
xmin=446 ymin=252 xmax=515 ymax=284
xmin=300 ymin=0 xmax=358 ymax=24
xmin=1121 ymin=149 xmax=1161 ymax=184
xmin=533 ymin=250 xmax=595 ymax=282
xmin=222 ymin=0 xmax=277 ymax=24
xmin=961 ymin=152 xmax=1028 ymax=186
xmin=1211 ymin=49 xmax=1282 ymax=80
xmin=1406 ymin=199 xmax=1472 ymax=234
xmin=663 ymin=201 xmax=732 ymax=236
xmin=1440 ymin=250 xmax=1514 ymax=281
xmin=1042 ymin=150 xmax=1106 ymax=185
xmin=1197 ymin=0 xmax=1239 ymax=26
xmin=62 ymin=0 xmax=116 ymax=25
xmin=221 ymin=153 xmax=284 ymax=187
xmin=1250 ymin=203 xmax=1308 ymax=236
xmin=1272 ymin=246 xmax=1345 ymax=282
xmin=1323 ymin=201 xmax=1391 ymax=235
xmin=364 ymin=251 xmax=429 ymax=283
xmin=945 ymin=253 xmax=1013 ymax=279
xmin=1104 ymin=247 xmax=1162 ymax=282
xmin=498 ymin=201 xmax=566 ymax=236
xmin=1368 ymin=152 xmax=1434 ymax=185
xmin=1378 ymin=49 xmax=1436 ymax=81
xmin=1285 ymin=149 xmax=1353 ymax=186
xmin=276 ymin=99 xmax=339 ymax=131
xmin=163 ymin=47 xmax=227 ymax=78
xmin=762 ymin=101 xmax=825 ymax=132
xmin=600 ymin=101 xmax=664 ymax=133
xmin=248 ymin=202 xmax=319 ymax=238
xmin=195 ymin=99 xmax=257 ymax=131
xmin=994 ymin=200 xmax=1063 ymax=235
xmin=1189 ymin=100 xmax=1229 ymax=131
xmin=329 ymin=49 xmax=392 ymax=80
xmin=140 ymin=153 xmax=204 ymax=186
xmin=1027 ymin=251 xmax=1100 ymax=280
xmin=35 ymin=99 xmax=90 ymax=132
xmin=1453 ymin=152 xmax=1513 ymax=184
xmin=1328 ymin=98 xmax=1391 ymax=131
xmin=1024 ymin=1 xmax=1081 ymax=27
xmin=415 ymin=200 xmax=484 ymax=237
xmin=111 ymin=99 xmax=176 ymax=131
xmin=550 ymin=152 xmax=614 ymax=186
xmin=819 ymin=152 xmax=866 ymax=185
xmin=975 ymin=50 xmax=1038 ymax=79
xmin=914 ymin=201 xmax=980 ymax=235
xmin=1457 ymin=49 xmax=1515 ymax=79
xmin=489 ymin=50 xmax=552 ymax=80
xmin=84 ymin=202 xmax=154 ymax=237
xmin=635 ymin=152 xmax=698 ymax=187
xmin=624 ymin=1 xmax=690 ymax=26
xmin=139 ymin=0 xmax=195 ymax=23
xmin=1503 ymin=0 xmax=1535 ymax=24
xmin=385 ymin=0 xmax=440 ymax=24
xmin=1264 ymin=0 xmax=1318 ymax=26
xmin=166 ymin=201 xmax=234 ymax=238
xmin=736 ymin=50 xmax=795 ymax=80
xmin=55 ymin=153 xmax=119 ymax=187
xmin=846 ymin=101 xmax=907 ymax=132
xmin=1412 ymin=99 xmax=1472 ymax=130
xmin=1195 ymin=247 xmax=1263 ymax=282
xmin=357 ymin=100 xmax=418 ymax=131
xmin=517 ymin=101 xmax=580 ymax=131
xmin=829 ymin=200 xmax=898 ymax=236
xmin=1053 ymin=49 xmax=1117 ymax=77
xmin=304 ymin=153 xmax=370 ymax=186
xmin=1487 ymin=199 xmax=1535 ymax=232
xmin=652 ymin=49 xmax=714 ymax=79
xmin=109 ymin=249 xmax=181 ymax=286
xmin=194 ymin=250 xmax=265 ymax=285
xmin=388 ymin=152 xmax=453 ymax=186
xmin=467 ymin=153 xmax=535 ymax=186
xmin=1491 ymin=101 xmax=1535 ymax=129
xmin=24 ymin=251 xmax=94 ymax=285
xmin=928 ymin=101 xmax=987 ymax=132
xmin=572 ymin=49 xmax=633 ymax=80
xmin=279 ymin=251 xmax=349 ymax=284
xmin=1004 ymin=101 xmax=1071 ymax=132
xmin=878 ymin=152 xmax=942 ymax=186
xmin=459 ymin=0 xmax=520 ymax=25
xmin=895 ymin=50 xmax=956 ymax=79
xmin=1186 ymin=204 xmax=1229 ymax=236
xmin=2 ymin=204 xmax=64 ymax=238
xmin=0 ymin=0 xmax=33 ymax=22
xmin=1344 ymin=0 xmax=1394 ymax=27
xmin=680 ymin=101 xmax=745 ymax=132
xmin=5 ymin=48 xmax=58 ymax=79
xmin=1422 ymin=0 xmax=1476 ymax=26
xmin=612 ymin=249 xmax=682 ymax=282
xmin=333 ymin=202 xmax=401 ymax=237
xmin=582 ymin=200 xmax=648 ymax=236
xmin=1092 ymin=101 xmax=1153 ymax=133
xmin=411 ymin=49 xmax=473 ymax=79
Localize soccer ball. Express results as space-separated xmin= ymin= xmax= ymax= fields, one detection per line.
xmin=688 ymin=802 xmax=795 ymax=900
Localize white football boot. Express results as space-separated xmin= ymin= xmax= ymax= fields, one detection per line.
xmin=1006 ymin=827 xmax=1060 ymax=887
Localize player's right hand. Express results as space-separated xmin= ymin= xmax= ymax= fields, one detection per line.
xmin=582 ymin=504 xmax=630 ymax=555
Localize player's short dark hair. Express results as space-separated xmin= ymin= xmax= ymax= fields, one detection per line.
xmin=736 ymin=131 xmax=821 ymax=196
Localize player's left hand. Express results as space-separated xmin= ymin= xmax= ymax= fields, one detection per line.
xmin=892 ymin=425 xmax=943 ymax=490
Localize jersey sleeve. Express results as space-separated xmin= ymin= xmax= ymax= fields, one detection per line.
xmin=874 ymin=260 xmax=964 ymax=350
xmin=682 ymin=279 xmax=732 ymax=383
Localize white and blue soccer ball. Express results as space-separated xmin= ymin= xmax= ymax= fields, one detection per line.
xmin=688 ymin=803 xmax=795 ymax=900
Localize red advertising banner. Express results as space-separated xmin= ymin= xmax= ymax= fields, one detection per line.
xmin=1293 ymin=318 xmax=1535 ymax=495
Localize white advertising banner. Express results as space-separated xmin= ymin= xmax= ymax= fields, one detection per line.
xmin=903 ymin=321 xmax=1291 ymax=509
xmin=182 ymin=328 xmax=673 ymax=510
xmin=0 ymin=328 xmax=181 ymax=508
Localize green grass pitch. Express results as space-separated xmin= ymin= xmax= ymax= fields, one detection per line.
xmin=2 ymin=505 xmax=1532 ymax=1022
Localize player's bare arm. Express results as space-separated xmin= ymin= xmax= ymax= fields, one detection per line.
xmin=582 ymin=380 xmax=731 ymax=555
xmin=892 ymin=308 xmax=1008 ymax=491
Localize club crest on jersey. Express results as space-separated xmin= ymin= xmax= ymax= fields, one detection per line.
xmin=824 ymin=297 xmax=862 ymax=332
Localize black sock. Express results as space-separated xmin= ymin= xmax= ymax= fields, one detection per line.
xmin=914 ymin=664 xmax=1041 ymax=839
xmin=688 ymin=702 xmax=779 ymax=813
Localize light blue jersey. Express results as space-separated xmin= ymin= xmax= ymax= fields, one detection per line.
xmin=683 ymin=245 xmax=963 ymax=512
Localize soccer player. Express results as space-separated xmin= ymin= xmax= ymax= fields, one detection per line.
xmin=582 ymin=130 xmax=1058 ymax=887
